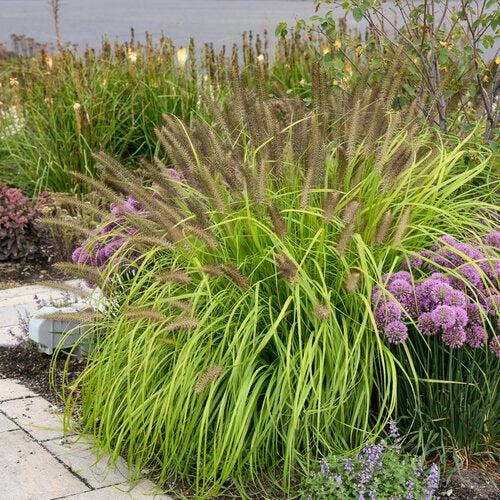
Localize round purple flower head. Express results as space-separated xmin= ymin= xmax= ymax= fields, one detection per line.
xmin=442 ymin=325 xmax=466 ymax=348
xmin=490 ymin=336 xmax=500 ymax=358
xmin=385 ymin=321 xmax=408 ymax=344
xmin=466 ymin=325 xmax=487 ymax=348
xmin=418 ymin=312 xmax=439 ymax=336
xmin=483 ymin=232 xmax=500 ymax=249
xmin=375 ymin=300 xmax=402 ymax=328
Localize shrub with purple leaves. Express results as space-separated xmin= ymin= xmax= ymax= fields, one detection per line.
xmin=372 ymin=233 xmax=500 ymax=357
xmin=0 ymin=183 xmax=37 ymax=261
xmin=302 ymin=421 xmax=439 ymax=499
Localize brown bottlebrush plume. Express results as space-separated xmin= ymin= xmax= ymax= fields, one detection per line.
xmin=38 ymin=217 xmax=90 ymax=236
xmin=164 ymin=317 xmax=199 ymax=333
xmin=342 ymin=200 xmax=361 ymax=225
xmin=301 ymin=117 xmax=325 ymax=208
xmin=156 ymin=270 xmax=192 ymax=285
xmin=194 ymin=364 xmax=225 ymax=394
xmin=54 ymin=263 xmax=102 ymax=284
xmin=275 ymin=252 xmax=298 ymax=283
xmin=343 ymin=271 xmax=362 ymax=293
xmin=314 ymin=303 xmax=331 ymax=320
xmin=346 ymin=99 xmax=363 ymax=161
xmin=337 ymin=223 xmax=356 ymax=256
xmin=69 ymin=171 xmax=125 ymax=208
xmin=51 ymin=194 xmax=108 ymax=220
xmin=38 ymin=308 xmax=95 ymax=323
xmin=323 ymin=190 xmax=342 ymax=222
xmin=126 ymin=235 xmax=174 ymax=252
xmin=374 ymin=210 xmax=393 ymax=246
xmin=393 ymin=207 xmax=412 ymax=246
xmin=203 ymin=263 xmax=249 ymax=289
xmin=123 ymin=306 xmax=168 ymax=322
xmin=184 ymin=224 xmax=218 ymax=249
xmin=39 ymin=281 xmax=91 ymax=299
xmin=267 ymin=202 xmax=287 ymax=238
xmin=167 ymin=299 xmax=192 ymax=314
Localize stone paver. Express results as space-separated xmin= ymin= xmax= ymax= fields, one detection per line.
xmin=0 ymin=378 xmax=36 ymax=401
xmin=0 ymin=325 xmax=19 ymax=346
xmin=0 ymin=396 xmax=65 ymax=440
xmin=45 ymin=436 xmax=129 ymax=489
xmin=0 ymin=429 xmax=89 ymax=500
xmin=63 ymin=480 xmax=171 ymax=499
xmin=0 ymin=412 xmax=18 ymax=432
xmin=0 ymin=279 xmax=172 ymax=499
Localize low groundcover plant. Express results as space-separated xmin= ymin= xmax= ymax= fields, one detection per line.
xmin=52 ymin=82 xmax=496 ymax=497
xmin=302 ymin=421 xmax=439 ymax=499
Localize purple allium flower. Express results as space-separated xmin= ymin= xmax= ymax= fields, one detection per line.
xmin=490 ymin=336 xmax=500 ymax=358
xmin=483 ymin=232 xmax=500 ymax=249
xmin=459 ymin=264 xmax=483 ymax=287
xmin=447 ymin=290 xmax=468 ymax=308
xmin=442 ymin=325 xmax=466 ymax=348
xmin=431 ymin=305 xmax=467 ymax=330
xmin=466 ymin=302 xmax=483 ymax=326
xmin=375 ymin=301 xmax=402 ymax=328
xmin=487 ymin=294 xmax=500 ymax=315
xmin=388 ymin=279 xmax=416 ymax=313
xmin=466 ymin=325 xmax=487 ymax=348
xmin=385 ymin=321 xmax=408 ymax=344
xmin=417 ymin=312 xmax=438 ymax=336
xmin=371 ymin=285 xmax=382 ymax=305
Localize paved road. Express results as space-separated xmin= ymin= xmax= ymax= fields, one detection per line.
xmin=1 ymin=0 xmax=320 ymax=49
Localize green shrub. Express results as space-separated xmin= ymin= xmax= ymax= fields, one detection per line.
xmin=54 ymin=84 xmax=494 ymax=497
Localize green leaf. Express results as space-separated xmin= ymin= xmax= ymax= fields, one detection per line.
xmin=275 ymin=21 xmax=288 ymax=39
xmin=352 ymin=7 xmax=364 ymax=22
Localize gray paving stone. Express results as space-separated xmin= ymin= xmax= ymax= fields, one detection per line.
xmin=62 ymin=480 xmax=172 ymax=499
xmin=0 ymin=412 xmax=18 ymax=432
xmin=0 ymin=429 xmax=89 ymax=500
xmin=0 ymin=378 xmax=36 ymax=401
xmin=0 ymin=396 xmax=65 ymax=440
xmin=0 ymin=326 xmax=18 ymax=346
xmin=44 ymin=436 xmax=129 ymax=489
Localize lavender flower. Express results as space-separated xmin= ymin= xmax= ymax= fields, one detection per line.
xmin=425 ymin=464 xmax=439 ymax=500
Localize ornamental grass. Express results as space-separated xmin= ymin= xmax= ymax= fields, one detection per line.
xmin=50 ymin=74 xmax=497 ymax=497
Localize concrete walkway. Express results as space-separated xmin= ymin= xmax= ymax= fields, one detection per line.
xmin=0 ymin=283 xmax=171 ymax=499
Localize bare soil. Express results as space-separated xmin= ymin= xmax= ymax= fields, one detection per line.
xmin=438 ymin=468 xmax=500 ymax=499
xmin=0 ymin=259 xmax=67 ymax=290
xmin=0 ymin=345 xmax=84 ymax=404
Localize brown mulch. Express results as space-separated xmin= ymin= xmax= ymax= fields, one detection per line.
xmin=0 ymin=259 xmax=68 ymax=290
xmin=0 ymin=345 xmax=85 ymax=405
xmin=438 ymin=468 xmax=500 ymax=499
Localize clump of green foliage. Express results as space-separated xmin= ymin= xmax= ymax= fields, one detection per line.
xmin=302 ymin=422 xmax=440 ymax=499
xmin=51 ymin=72 xmax=496 ymax=497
